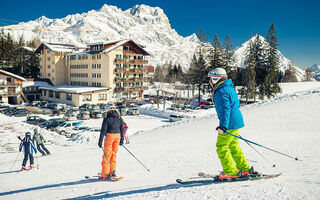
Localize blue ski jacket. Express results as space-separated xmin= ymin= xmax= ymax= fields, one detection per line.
xmin=19 ymin=135 xmax=37 ymax=155
xmin=214 ymin=79 xmax=244 ymax=130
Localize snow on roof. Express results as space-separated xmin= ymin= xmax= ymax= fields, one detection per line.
xmin=87 ymin=39 xmax=126 ymax=46
xmin=44 ymin=42 xmax=76 ymax=52
xmin=22 ymin=81 xmax=51 ymax=88
xmin=101 ymin=40 xmax=130 ymax=54
xmin=0 ymin=69 xmax=27 ymax=81
xmin=39 ymin=85 xmax=110 ymax=94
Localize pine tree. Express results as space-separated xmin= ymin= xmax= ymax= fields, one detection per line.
xmin=283 ymin=62 xmax=298 ymax=82
xmin=223 ymin=34 xmax=237 ymax=84
xmin=243 ymin=38 xmax=256 ymax=103
xmin=303 ymin=67 xmax=313 ymax=81
xmin=208 ymin=34 xmax=225 ymax=71
xmin=263 ymin=24 xmax=281 ymax=98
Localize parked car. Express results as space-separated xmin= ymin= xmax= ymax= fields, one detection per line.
xmin=56 ymin=121 xmax=83 ymax=135
xmin=92 ymin=111 xmax=103 ymax=119
xmin=51 ymin=109 xmax=62 ymax=116
xmin=26 ymin=116 xmax=46 ymax=125
xmin=63 ymin=113 xmax=77 ymax=121
xmin=88 ymin=127 xmax=101 ymax=132
xmin=127 ymin=108 xmax=139 ymax=115
xmin=169 ymin=114 xmax=184 ymax=122
xmin=77 ymin=111 xmax=90 ymax=120
xmin=117 ymin=106 xmax=127 ymax=116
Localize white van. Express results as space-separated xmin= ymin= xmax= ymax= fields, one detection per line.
xmin=56 ymin=121 xmax=83 ymax=135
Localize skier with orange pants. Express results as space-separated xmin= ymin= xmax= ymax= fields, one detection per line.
xmin=208 ymin=68 xmax=253 ymax=179
xmin=98 ymin=108 xmax=124 ymax=180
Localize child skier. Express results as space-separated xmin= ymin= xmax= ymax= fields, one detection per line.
xmin=33 ymin=127 xmax=51 ymax=156
xmin=208 ymin=68 xmax=252 ymax=179
xmin=19 ymin=132 xmax=37 ymax=170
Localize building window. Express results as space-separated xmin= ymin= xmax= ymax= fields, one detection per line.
xmin=40 ymin=73 xmax=42 ymax=77
xmin=97 ymin=82 xmax=101 ymax=87
xmin=66 ymin=93 xmax=72 ymax=101
xmin=48 ymin=57 xmax=50 ymax=61
xmin=82 ymin=94 xmax=92 ymax=102
xmin=97 ymin=54 xmax=101 ymax=59
xmin=98 ymin=93 xmax=107 ymax=100
xmin=49 ymin=90 xmax=53 ymax=98
xmin=97 ymin=73 xmax=101 ymax=78
xmin=48 ymin=65 xmax=50 ymax=69
xmin=52 ymin=77 xmax=54 ymax=81
xmin=92 ymin=82 xmax=96 ymax=87
xmin=92 ymin=55 xmax=95 ymax=59
xmin=92 ymin=73 xmax=96 ymax=78
xmin=97 ymin=64 xmax=101 ymax=68
xmin=92 ymin=64 xmax=96 ymax=69
xmin=52 ymin=69 xmax=54 ymax=73
xmin=52 ymin=61 xmax=54 ymax=64
xmin=48 ymin=73 xmax=51 ymax=77
xmin=47 ymin=49 xmax=50 ymax=53
xmin=42 ymin=90 xmax=46 ymax=96
xmin=123 ymin=46 xmax=129 ymax=51
xmin=55 ymin=91 xmax=60 ymax=99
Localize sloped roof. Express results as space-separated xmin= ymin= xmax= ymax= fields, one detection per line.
xmin=35 ymin=42 xmax=77 ymax=54
xmin=0 ymin=69 xmax=27 ymax=81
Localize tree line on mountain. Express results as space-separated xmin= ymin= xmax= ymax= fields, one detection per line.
xmin=154 ymin=24 xmax=313 ymax=103
xmin=0 ymin=30 xmax=41 ymax=79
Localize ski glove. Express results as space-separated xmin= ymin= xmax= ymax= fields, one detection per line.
xmin=216 ymin=126 xmax=227 ymax=133
xmin=119 ymin=140 xmax=124 ymax=146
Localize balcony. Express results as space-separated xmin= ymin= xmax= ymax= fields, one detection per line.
xmin=114 ymin=58 xmax=148 ymax=65
xmin=114 ymin=86 xmax=148 ymax=93
xmin=114 ymin=77 xmax=149 ymax=83
xmin=114 ymin=68 xmax=127 ymax=73
xmin=129 ymin=68 xmax=148 ymax=73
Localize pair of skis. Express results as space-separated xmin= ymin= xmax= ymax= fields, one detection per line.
xmin=85 ymin=175 xmax=124 ymax=182
xmin=176 ymin=172 xmax=281 ymax=184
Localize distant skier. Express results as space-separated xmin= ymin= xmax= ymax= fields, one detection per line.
xmin=18 ymin=132 xmax=37 ymax=170
xmin=33 ymin=127 xmax=51 ymax=156
xmin=122 ymin=118 xmax=130 ymax=144
xmin=98 ymin=107 xmax=124 ymax=179
xmin=208 ymin=68 xmax=252 ymax=179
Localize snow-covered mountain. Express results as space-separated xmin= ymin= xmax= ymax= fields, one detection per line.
xmin=1 ymin=4 xmax=303 ymax=80
xmin=310 ymin=64 xmax=320 ymax=81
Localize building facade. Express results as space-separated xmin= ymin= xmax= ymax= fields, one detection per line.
xmin=34 ymin=40 xmax=150 ymax=106
xmin=0 ymin=69 xmax=27 ymax=104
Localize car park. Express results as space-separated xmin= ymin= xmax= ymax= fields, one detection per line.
xmin=26 ymin=116 xmax=46 ymax=125
xmin=77 ymin=111 xmax=90 ymax=120
xmin=169 ymin=114 xmax=184 ymax=122
xmin=92 ymin=111 xmax=103 ymax=118
xmin=51 ymin=109 xmax=62 ymax=116
xmin=56 ymin=121 xmax=83 ymax=135
xmin=127 ymin=108 xmax=139 ymax=115
xmin=63 ymin=113 xmax=77 ymax=121
xmin=117 ymin=105 xmax=127 ymax=116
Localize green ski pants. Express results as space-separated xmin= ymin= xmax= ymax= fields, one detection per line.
xmin=216 ymin=129 xmax=250 ymax=175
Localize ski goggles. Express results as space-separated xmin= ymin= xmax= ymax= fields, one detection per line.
xmin=209 ymin=76 xmax=227 ymax=84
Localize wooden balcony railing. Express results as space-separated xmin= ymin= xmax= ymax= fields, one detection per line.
xmin=114 ymin=58 xmax=148 ymax=65
xmin=114 ymin=86 xmax=148 ymax=92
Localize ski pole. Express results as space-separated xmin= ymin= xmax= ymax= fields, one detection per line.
xmin=35 ymin=153 xmax=40 ymax=169
xmin=225 ymin=131 xmax=299 ymax=161
xmin=240 ymin=135 xmax=276 ymax=168
xmin=101 ymin=147 xmax=115 ymax=173
xmin=10 ymin=151 xmax=21 ymax=171
xmin=122 ymin=145 xmax=150 ymax=172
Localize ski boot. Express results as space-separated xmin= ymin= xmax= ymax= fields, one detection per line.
xmin=218 ymin=171 xmax=238 ymax=179
xmin=21 ymin=166 xmax=26 ymax=171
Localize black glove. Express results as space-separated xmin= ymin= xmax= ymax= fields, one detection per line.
xmin=119 ymin=140 xmax=124 ymax=146
xmin=98 ymin=141 xmax=102 ymax=148
xmin=216 ymin=126 xmax=227 ymax=133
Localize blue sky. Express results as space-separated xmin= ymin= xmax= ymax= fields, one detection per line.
xmin=0 ymin=0 xmax=319 ymax=68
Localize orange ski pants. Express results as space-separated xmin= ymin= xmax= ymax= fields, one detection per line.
xmin=101 ymin=133 xmax=120 ymax=177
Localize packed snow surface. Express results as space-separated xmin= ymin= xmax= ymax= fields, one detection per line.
xmin=0 ymin=82 xmax=320 ymax=199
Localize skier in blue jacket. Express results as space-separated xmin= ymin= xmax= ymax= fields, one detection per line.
xmin=208 ymin=68 xmax=252 ymax=179
xmin=19 ymin=132 xmax=37 ymax=170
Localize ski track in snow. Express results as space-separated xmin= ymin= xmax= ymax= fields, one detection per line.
xmin=0 ymin=82 xmax=320 ymax=199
